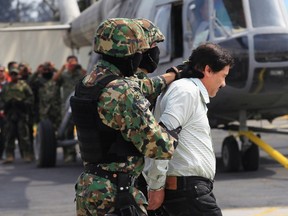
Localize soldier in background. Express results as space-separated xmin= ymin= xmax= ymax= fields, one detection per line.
xmin=53 ymin=55 xmax=86 ymax=163
xmin=19 ymin=62 xmax=35 ymax=159
xmin=6 ymin=61 xmax=18 ymax=82
xmin=29 ymin=62 xmax=61 ymax=129
xmin=1 ymin=67 xmax=34 ymax=164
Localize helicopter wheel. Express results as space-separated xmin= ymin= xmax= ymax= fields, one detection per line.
xmin=221 ymin=135 xmax=241 ymax=172
xmin=242 ymin=143 xmax=259 ymax=171
xmin=35 ymin=119 xmax=57 ymax=168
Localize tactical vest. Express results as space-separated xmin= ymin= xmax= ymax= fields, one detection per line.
xmin=70 ymin=75 xmax=142 ymax=163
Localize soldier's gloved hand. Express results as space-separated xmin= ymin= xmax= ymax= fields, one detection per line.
xmin=166 ymin=63 xmax=204 ymax=80
xmin=4 ymin=101 xmax=13 ymax=112
xmin=166 ymin=63 xmax=186 ymax=73
xmin=15 ymin=101 xmax=28 ymax=111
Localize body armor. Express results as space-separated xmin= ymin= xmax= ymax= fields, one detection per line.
xmin=70 ymin=75 xmax=142 ymax=163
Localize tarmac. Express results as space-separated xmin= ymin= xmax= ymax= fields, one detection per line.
xmin=222 ymin=207 xmax=288 ymax=216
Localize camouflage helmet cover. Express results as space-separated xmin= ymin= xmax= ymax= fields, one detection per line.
xmin=9 ymin=67 xmax=19 ymax=73
xmin=134 ymin=18 xmax=165 ymax=45
xmin=94 ymin=18 xmax=150 ymax=57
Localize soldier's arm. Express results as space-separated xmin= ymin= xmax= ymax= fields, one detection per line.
xmin=53 ymin=64 xmax=65 ymax=81
xmin=24 ymin=84 xmax=34 ymax=106
xmin=134 ymin=72 xmax=176 ymax=99
xmin=99 ymin=84 xmax=176 ymax=160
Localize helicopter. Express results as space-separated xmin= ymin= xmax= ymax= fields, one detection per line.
xmin=5 ymin=0 xmax=288 ymax=171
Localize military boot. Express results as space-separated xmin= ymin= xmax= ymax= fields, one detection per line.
xmin=2 ymin=155 xmax=14 ymax=164
xmin=23 ymin=152 xmax=34 ymax=163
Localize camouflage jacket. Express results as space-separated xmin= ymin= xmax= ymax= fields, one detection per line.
xmin=132 ymin=70 xmax=160 ymax=109
xmin=30 ymin=74 xmax=61 ymax=128
xmin=77 ymin=60 xmax=176 ymax=210
xmin=82 ymin=60 xmax=176 ymax=174
xmin=83 ymin=60 xmax=174 ymax=172
xmin=2 ymin=80 xmax=34 ymax=115
xmin=57 ymin=68 xmax=84 ymax=103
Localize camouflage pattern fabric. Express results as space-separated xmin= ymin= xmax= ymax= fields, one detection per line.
xmin=1 ymin=80 xmax=34 ymax=158
xmin=94 ymin=18 xmax=150 ymax=57
xmin=57 ymin=67 xmax=84 ymax=158
xmin=38 ymin=80 xmax=61 ymax=129
xmin=75 ymin=59 xmax=176 ymax=216
xmin=30 ymin=73 xmax=61 ymax=129
xmin=57 ymin=67 xmax=84 ymax=113
xmin=131 ymin=70 xmax=165 ymax=110
xmin=134 ymin=18 xmax=165 ymax=45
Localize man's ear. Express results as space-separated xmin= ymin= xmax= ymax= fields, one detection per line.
xmin=203 ymin=65 xmax=211 ymax=76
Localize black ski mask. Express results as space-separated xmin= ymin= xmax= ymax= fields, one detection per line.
xmin=102 ymin=52 xmax=143 ymax=77
xmin=42 ymin=71 xmax=54 ymax=80
xmin=139 ymin=46 xmax=160 ymax=73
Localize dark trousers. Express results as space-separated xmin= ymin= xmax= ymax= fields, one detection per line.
xmin=0 ymin=117 xmax=5 ymax=158
xmin=161 ymin=176 xmax=222 ymax=216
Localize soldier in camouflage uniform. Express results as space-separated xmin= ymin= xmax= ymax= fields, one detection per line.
xmin=2 ymin=67 xmax=34 ymax=164
xmin=71 ymin=18 xmax=199 ymax=216
xmin=29 ymin=62 xmax=61 ymax=129
xmin=53 ymin=55 xmax=86 ymax=162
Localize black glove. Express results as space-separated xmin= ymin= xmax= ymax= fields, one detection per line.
xmin=166 ymin=63 xmax=204 ymax=80
xmin=166 ymin=63 xmax=186 ymax=73
xmin=14 ymin=100 xmax=28 ymax=112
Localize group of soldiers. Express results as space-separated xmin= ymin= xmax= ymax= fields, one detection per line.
xmin=0 ymin=57 xmax=86 ymax=164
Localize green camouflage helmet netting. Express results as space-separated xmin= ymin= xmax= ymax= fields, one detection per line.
xmin=134 ymin=18 xmax=165 ymax=45
xmin=94 ymin=18 xmax=150 ymax=57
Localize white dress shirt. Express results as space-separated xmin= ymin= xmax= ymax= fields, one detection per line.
xmin=144 ymin=78 xmax=216 ymax=190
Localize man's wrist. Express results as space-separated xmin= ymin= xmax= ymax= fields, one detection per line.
xmin=148 ymin=185 xmax=165 ymax=191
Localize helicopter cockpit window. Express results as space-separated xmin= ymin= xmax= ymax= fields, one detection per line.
xmin=285 ymin=0 xmax=288 ymax=12
xmin=213 ymin=0 xmax=246 ymax=36
xmin=189 ymin=0 xmax=246 ymax=48
xmin=189 ymin=0 xmax=210 ymax=48
xmin=249 ymin=0 xmax=285 ymax=27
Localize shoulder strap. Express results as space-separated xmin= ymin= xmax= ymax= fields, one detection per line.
xmin=75 ymin=74 xmax=119 ymax=99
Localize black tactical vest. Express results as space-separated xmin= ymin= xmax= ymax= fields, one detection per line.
xmin=70 ymin=75 xmax=142 ymax=163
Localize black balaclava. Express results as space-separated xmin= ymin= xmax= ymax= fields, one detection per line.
xmin=102 ymin=53 xmax=142 ymax=77
xmin=139 ymin=46 xmax=160 ymax=73
xmin=42 ymin=71 xmax=54 ymax=80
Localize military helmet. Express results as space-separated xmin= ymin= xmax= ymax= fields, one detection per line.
xmin=9 ymin=67 xmax=19 ymax=74
xmin=94 ymin=18 xmax=150 ymax=57
xmin=134 ymin=18 xmax=165 ymax=45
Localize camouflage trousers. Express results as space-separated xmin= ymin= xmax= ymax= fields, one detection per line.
xmin=4 ymin=117 xmax=33 ymax=158
xmin=75 ymin=172 xmax=148 ymax=216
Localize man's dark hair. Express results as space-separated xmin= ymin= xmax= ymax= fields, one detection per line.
xmin=188 ymin=42 xmax=234 ymax=73
xmin=7 ymin=61 xmax=17 ymax=71
xmin=67 ymin=55 xmax=78 ymax=62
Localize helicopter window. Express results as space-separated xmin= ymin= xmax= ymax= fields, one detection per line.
xmin=214 ymin=0 xmax=246 ymax=33
xmin=284 ymin=0 xmax=288 ymax=13
xmin=254 ymin=34 xmax=288 ymax=62
xmin=190 ymin=0 xmax=246 ymax=46
xmin=155 ymin=4 xmax=172 ymax=62
xmin=190 ymin=0 xmax=210 ymax=48
xmin=249 ymin=0 xmax=285 ymax=27
xmin=218 ymin=36 xmax=249 ymax=89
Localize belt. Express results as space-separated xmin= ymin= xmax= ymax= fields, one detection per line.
xmin=165 ymin=176 xmax=213 ymax=190
xmin=84 ymin=164 xmax=136 ymax=186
